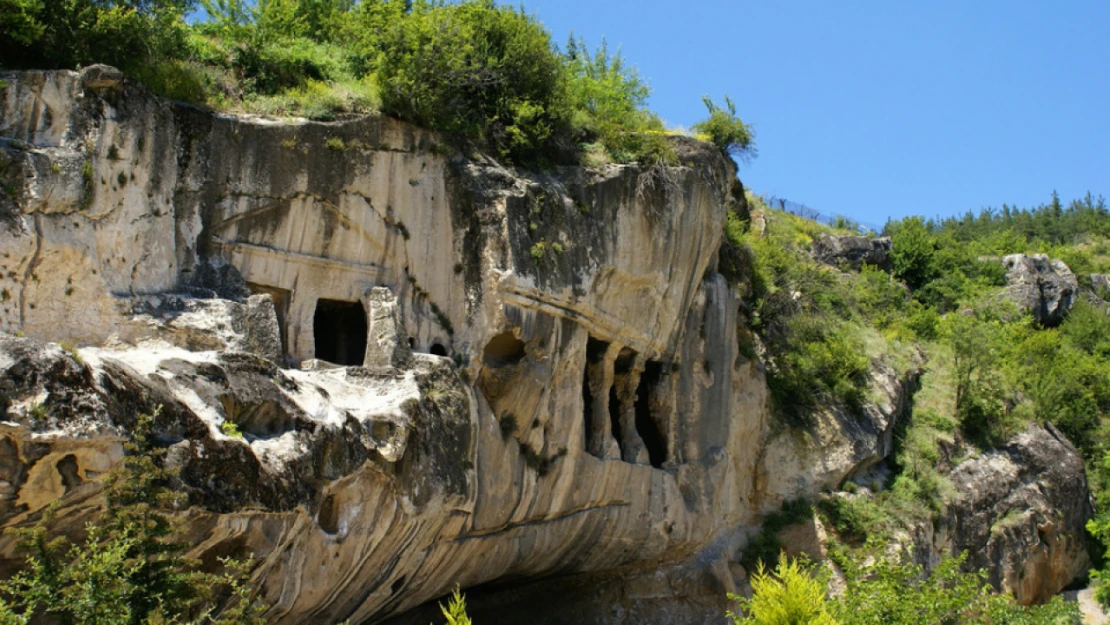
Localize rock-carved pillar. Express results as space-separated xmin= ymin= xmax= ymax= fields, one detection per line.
xmin=586 ymin=343 xmax=621 ymax=460
xmin=616 ymin=356 xmax=649 ymax=465
xmin=361 ymin=286 xmax=413 ymax=370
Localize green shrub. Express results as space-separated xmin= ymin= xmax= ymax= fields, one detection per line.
xmin=719 ymin=208 xmax=760 ymax=288
xmin=887 ymin=216 xmax=936 ymax=290
xmin=438 ymin=586 xmax=472 ymax=625
xmin=740 ymin=499 xmax=814 ymax=572
xmin=748 ymin=209 xmax=875 ymax=424
xmin=373 ymin=1 xmax=568 ymax=163
xmin=829 ymin=552 xmax=1079 ymax=625
xmin=220 ymin=419 xmax=244 ymax=438
xmin=942 ymin=310 xmax=1016 ymax=448
xmin=692 ymin=94 xmax=756 ymax=162
xmin=131 ymin=59 xmax=213 ymax=105
xmin=564 ymin=37 xmax=672 ymax=164
xmin=817 ymin=496 xmax=886 ymax=545
xmin=1060 ymin=298 xmax=1110 ymax=357
xmin=0 ymin=0 xmax=45 ymax=47
xmin=1 ymin=0 xmax=192 ymax=74
xmin=900 ymin=300 xmax=940 ymax=341
xmin=765 ymin=318 xmax=870 ymax=424
xmin=232 ymin=37 xmax=349 ymax=95
xmin=728 ymin=556 xmax=836 ymax=625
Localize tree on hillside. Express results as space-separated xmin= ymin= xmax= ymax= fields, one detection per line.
xmin=887 ymin=216 xmax=936 ymax=290
xmin=0 ymin=0 xmax=194 ymax=72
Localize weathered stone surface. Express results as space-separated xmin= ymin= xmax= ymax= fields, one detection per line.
xmin=79 ymin=64 xmax=125 ymax=92
xmin=0 ymin=68 xmax=1093 ymax=625
xmin=811 ymin=234 xmax=892 ymax=270
xmin=125 ymin=293 xmax=282 ymax=361
xmin=0 ymin=68 xmax=759 ymax=625
xmin=1001 ymin=253 xmax=1078 ymax=326
xmin=758 ymin=356 xmax=921 ymax=508
xmin=362 ymin=287 xmax=413 ymax=369
xmin=913 ymin=424 xmax=1092 ymax=605
xmin=245 ymin=294 xmax=283 ymax=363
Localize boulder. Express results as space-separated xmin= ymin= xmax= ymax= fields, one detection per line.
xmin=812 ymin=234 xmax=892 ymax=271
xmin=1001 ymin=254 xmax=1078 ymax=326
xmin=1091 ymin=273 xmax=1110 ymax=294
xmin=917 ymin=424 xmax=1093 ymax=604
xmin=126 ymin=294 xmax=282 ymax=362
xmin=79 ymin=64 xmax=125 ymax=92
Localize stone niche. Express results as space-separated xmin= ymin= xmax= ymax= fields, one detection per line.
xmin=582 ymin=336 xmax=672 ymax=469
xmin=267 ymin=285 xmax=416 ymax=370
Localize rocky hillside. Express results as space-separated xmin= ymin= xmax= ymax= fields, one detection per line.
xmin=0 ymin=68 xmax=1094 ymax=624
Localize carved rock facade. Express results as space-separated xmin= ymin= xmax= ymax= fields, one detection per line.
xmin=0 ymin=68 xmax=1093 ymax=623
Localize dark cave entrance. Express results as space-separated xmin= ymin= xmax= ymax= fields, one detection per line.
xmin=430 ymin=343 xmax=449 ymax=357
xmin=483 ymin=331 xmax=526 ymax=367
xmin=635 ymin=361 xmax=667 ymax=469
xmin=313 ymin=299 xmax=367 ymax=366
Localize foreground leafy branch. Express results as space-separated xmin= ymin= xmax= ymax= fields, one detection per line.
xmin=0 ymin=409 xmax=266 ymax=625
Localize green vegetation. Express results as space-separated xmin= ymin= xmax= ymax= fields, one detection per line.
xmin=729 ymin=554 xmax=1078 ymax=625
xmin=728 ymin=556 xmax=836 ymax=625
xmin=728 ymin=191 xmax=1110 ymax=612
xmin=692 ymin=95 xmax=756 ymax=162
xmin=739 ymin=499 xmax=814 ymax=572
xmin=0 ymin=410 xmax=265 ymax=624
xmin=438 ymin=587 xmax=472 ymax=625
xmin=881 ymin=193 xmax=1110 ymax=455
xmin=220 ymin=420 xmax=244 ymax=438
xmin=1 ymin=0 xmax=753 ymax=166
xmin=731 ymin=189 xmax=1110 ymax=451
xmin=730 ymin=195 xmax=916 ymax=426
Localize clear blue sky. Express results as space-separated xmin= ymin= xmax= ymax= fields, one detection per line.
xmin=524 ymin=0 xmax=1110 ymax=225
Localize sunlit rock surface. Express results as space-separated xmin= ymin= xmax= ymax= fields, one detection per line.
xmin=0 ymin=68 xmax=1092 ymax=624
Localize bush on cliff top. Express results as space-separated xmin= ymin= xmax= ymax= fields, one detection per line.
xmin=0 ymin=0 xmax=754 ymax=167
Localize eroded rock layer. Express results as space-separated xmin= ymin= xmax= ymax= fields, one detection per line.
xmin=0 ymin=68 xmax=1093 ymax=624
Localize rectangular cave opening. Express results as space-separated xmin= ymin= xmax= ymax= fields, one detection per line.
xmin=248 ymin=282 xmax=291 ymax=356
xmin=313 ymin=298 xmax=367 ymax=366
xmin=635 ymin=360 xmax=667 ymax=469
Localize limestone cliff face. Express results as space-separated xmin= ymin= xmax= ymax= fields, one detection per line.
xmin=0 ymin=67 xmax=1092 ymax=624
